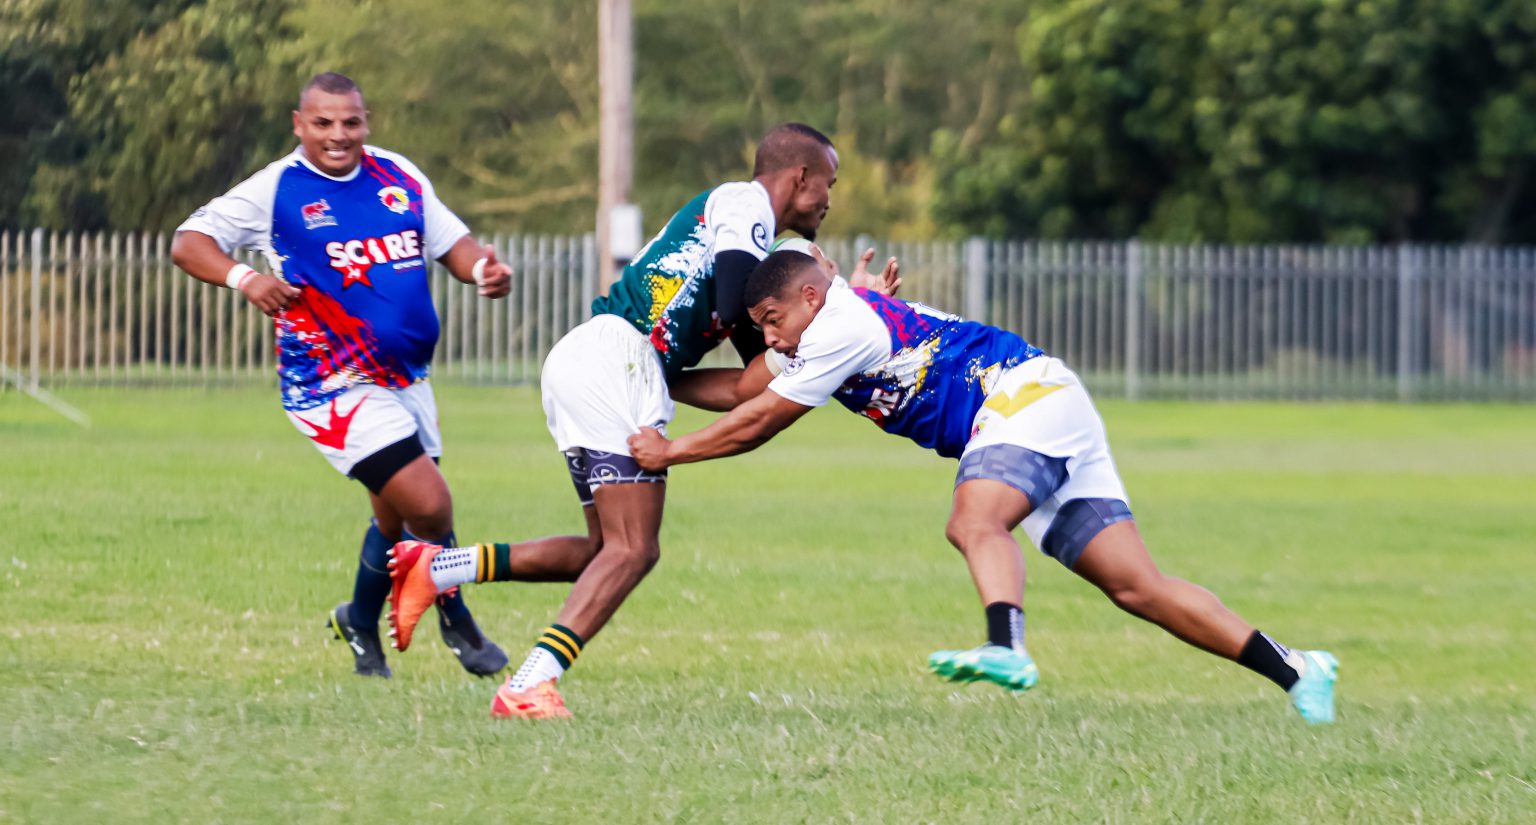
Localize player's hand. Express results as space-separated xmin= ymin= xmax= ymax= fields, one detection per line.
xmin=848 ymin=248 xmax=901 ymax=296
xmin=627 ymin=427 xmax=672 ymax=472
xmin=477 ymin=244 xmax=512 ymax=299
xmin=807 ymin=243 xmax=840 ymax=278
xmin=241 ymin=273 xmax=301 ymax=317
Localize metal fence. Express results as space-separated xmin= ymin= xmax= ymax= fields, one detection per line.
xmin=3 ymin=228 xmax=1534 ymax=401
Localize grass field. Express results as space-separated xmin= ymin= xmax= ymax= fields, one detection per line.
xmin=2 ymin=385 xmax=1534 ymax=824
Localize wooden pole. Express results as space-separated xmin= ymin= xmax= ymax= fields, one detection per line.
xmin=597 ymin=0 xmax=634 ymax=293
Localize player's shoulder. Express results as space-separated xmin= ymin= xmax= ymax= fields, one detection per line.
xmin=705 ymin=180 xmax=771 ymax=211
xmin=802 ymin=278 xmax=888 ymax=351
xmin=243 ymin=149 xmax=307 ymax=187
xmin=361 ymin=146 xmax=430 ymax=183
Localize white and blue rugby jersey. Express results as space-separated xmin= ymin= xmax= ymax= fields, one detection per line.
xmin=178 ymin=146 xmax=469 ymax=411
xmin=767 ymin=278 xmax=1045 ymax=458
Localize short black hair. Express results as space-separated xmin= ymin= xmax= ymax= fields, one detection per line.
xmin=752 ymin=123 xmax=835 ymax=178
xmin=746 ymin=250 xmax=819 ymax=308
xmin=300 ymin=72 xmax=362 ymax=106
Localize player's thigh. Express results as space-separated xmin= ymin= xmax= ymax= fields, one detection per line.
xmin=373 ymin=453 xmax=452 ymax=526
xmin=285 ymin=385 xmax=421 ymax=480
xmin=1069 ymin=519 xmax=1160 ymax=594
xmin=949 ymin=478 xmax=1035 ymax=543
xmin=590 ymin=478 xmax=665 ymax=555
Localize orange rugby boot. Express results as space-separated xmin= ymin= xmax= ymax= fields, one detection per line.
xmin=386 ymin=540 xmax=442 ymax=651
xmin=490 ymin=677 xmax=572 ymax=720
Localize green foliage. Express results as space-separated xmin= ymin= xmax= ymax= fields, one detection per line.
xmin=4 ymin=0 xmax=298 ymax=231
xmin=0 ymin=0 xmax=1024 ymax=238
xmin=8 ymin=0 xmax=1536 ymax=242
xmin=284 ymin=0 xmax=599 ymax=233
xmin=936 ymin=0 xmax=1536 ymax=243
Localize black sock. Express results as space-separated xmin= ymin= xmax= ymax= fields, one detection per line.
xmin=1238 ymin=630 xmax=1301 ymax=691
xmin=985 ymin=602 xmax=1025 ymax=651
xmin=348 ymin=521 xmax=393 ymax=630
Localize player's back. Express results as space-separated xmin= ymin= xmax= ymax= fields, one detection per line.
xmin=836 ymin=289 xmax=1045 ymax=458
xmin=592 ymin=182 xmax=774 ymax=379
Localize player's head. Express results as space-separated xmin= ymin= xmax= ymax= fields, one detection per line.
xmin=293 ymin=72 xmax=369 ymax=176
xmin=753 ymin=123 xmax=838 ymax=241
xmin=746 ymin=250 xmax=831 ymax=356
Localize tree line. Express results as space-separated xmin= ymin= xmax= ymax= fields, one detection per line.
xmin=5 ymin=0 xmax=1535 ymax=243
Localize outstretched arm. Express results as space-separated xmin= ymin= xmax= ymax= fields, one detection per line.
xmin=669 ymin=352 xmax=776 ymax=412
xmin=628 ymin=389 xmax=811 ymax=470
xmin=669 ymin=368 xmax=745 ymax=412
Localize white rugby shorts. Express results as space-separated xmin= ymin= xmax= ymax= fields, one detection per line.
xmin=541 ymin=314 xmax=674 ymax=455
xmin=960 ymin=356 xmax=1130 ymax=551
xmin=285 ymin=382 xmax=442 ymax=476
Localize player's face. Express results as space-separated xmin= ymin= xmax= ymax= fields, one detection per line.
xmin=748 ymin=276 xmax=823 ymax=357
xmin=781 ymin=148 xmax=839 ymax=242
xmin=293 ymin=90 xmax=370 ymax=176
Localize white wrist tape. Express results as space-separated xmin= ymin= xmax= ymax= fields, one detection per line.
xmin=471 ymin=257 xmax=489 ymax=286
xmin=225 ymin=263 xmax=257 ymax=291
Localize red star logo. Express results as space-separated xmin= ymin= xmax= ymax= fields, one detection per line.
xmin=340 ymin=262 xmax=373 ymax=289
xmin=296 ymin=394 xmax=368 ymax=450
xmin=695 ymin=213 xmax=706 ymax=224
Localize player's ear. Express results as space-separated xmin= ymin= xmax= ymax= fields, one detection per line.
xmin=802 ymin=279 xmax=824 ymax=310
xmin=292 ymin=110 xmax=302 ymax=138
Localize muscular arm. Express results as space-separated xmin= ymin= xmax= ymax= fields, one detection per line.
xmin=669 ymin=368 xmax=745 ymax=412
xmin=170 ymin=230 xmax=297 ymax=316
xmin=630 ymin=389 xmax=812 ymax=470
xmin=668 ymin=352 xmax=775 ymax=412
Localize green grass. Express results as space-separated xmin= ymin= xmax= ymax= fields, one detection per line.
xmin=2 ymin=386 xmax=1534 ymax=823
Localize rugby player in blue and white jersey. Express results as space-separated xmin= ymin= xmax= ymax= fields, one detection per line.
xmin=628 ymin=248 xmax=1339 ymax=724
xmin=171 ymin=72 xmax=510 ymax=679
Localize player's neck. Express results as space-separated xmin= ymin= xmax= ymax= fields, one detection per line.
xmin=295 ymin=146 xmax=364 ymax=181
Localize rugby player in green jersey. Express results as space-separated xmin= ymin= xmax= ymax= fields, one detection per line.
xmin=385 ymin=124 xmax=900 ymax=718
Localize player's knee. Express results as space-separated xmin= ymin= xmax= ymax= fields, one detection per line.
xmin=404 ymin=505 xmax=453 ymax=543
xmin=944 ymin=514 xmax=1008 ymax=553
xmin=610 ymin=540 xmax=661 ymax=576
xmin=1104 ymin=574 xmax=1168 ymax=618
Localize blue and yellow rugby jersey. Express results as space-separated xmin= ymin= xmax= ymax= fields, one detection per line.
xmin=767 ymin=279 xmax=1045 ymax=458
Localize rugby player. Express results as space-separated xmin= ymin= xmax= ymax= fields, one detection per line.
xmin=386 ymin=125 xmax=901 ymax=718
xmin=171 ymin=72 xmax=510 ymax=679
xmin=624 ymin=248 xmax=1339 ymax=724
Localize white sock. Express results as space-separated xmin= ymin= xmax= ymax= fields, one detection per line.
xmin=507 ymin=647 xmax=566 ymax=691
xmin=428 ymin=545 xmax=478 ymax=592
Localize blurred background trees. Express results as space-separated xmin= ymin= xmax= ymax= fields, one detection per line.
xmin=5 ymin=0 xmax=1536 ymax=242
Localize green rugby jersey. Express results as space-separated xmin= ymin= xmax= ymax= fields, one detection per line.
xmin=591 ymin=181 xmax=775 ymax=379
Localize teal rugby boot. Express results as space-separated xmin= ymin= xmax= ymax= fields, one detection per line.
xmin=928 ymin=644 xmax=1040 ymax=692
xmin=1287 ymin=650 xmax=1339 ymax=724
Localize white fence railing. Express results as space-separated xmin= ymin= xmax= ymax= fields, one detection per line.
xmin=3 ymin=228 xmax=1534 ymax=401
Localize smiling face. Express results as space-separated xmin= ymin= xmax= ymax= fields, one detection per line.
xmin=293 ymin=89 xmax=369 ymax=176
